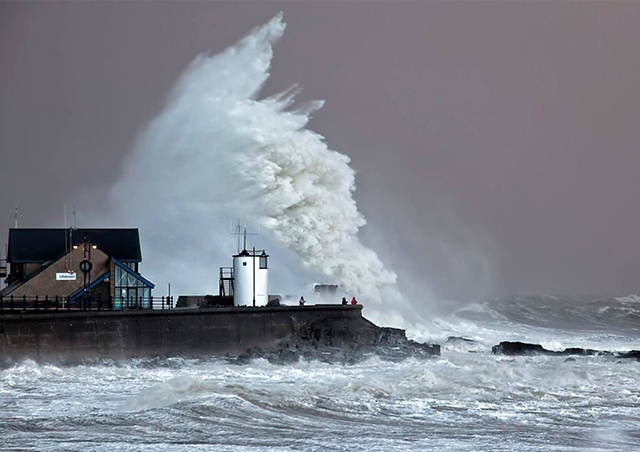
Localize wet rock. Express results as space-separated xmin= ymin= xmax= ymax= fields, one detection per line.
xmin=559 ymin=347 xmax=601 ymax=356
xmin=492 ymin=341 xmax=638 ymax=359
xmin=245 ymin=317 xmax=440 ymax=365
xmin=617 ymin=350 xmax=640 ymax=360
xmin=492 ymin=341 xmax=554 ymax=356
xmin=446 ymin=336 xmax=476 ymax=344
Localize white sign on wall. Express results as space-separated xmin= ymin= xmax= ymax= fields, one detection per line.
xmin=56 ymin=272 xmax=77 ymax=281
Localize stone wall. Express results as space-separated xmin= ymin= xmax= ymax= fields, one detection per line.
xmin=0 ymin=305 xmax=363 ymax=362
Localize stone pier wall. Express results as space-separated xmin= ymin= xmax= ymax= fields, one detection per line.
xmin=0 ymin=305 xmax=363 ymax=362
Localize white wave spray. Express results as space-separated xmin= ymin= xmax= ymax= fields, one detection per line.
xmin=111 ymin=13 xmax=409 ymax=321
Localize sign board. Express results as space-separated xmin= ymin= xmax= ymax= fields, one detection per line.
xmin=56 ymin=272 xmax=77 ymax=281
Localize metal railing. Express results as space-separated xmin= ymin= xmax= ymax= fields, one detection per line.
xmin=0 ymin=295 xmax=174 ymax=314
xmin=219 ymin=266 xmax=234 ymax=297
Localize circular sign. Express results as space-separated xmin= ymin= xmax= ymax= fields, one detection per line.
xmin=79 ymin=260 xmax=93 ymax=273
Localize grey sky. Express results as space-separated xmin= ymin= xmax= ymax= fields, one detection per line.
xmin=1 ymin=1 xmax=639 ymax=300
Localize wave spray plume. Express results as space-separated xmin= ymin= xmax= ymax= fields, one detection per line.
xmin=111 ymin=13 xmax=409 ymax=321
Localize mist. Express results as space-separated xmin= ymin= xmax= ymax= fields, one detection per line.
xmin=108 ymin=13 xmax=416 ymax=324
xmin=2 ymin=2 xmax=640 ymax=307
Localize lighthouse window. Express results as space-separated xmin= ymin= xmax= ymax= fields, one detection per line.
xmin=259 ymin=255 xmax=268 ymax=269
xmin=243 ymin=262 xmax=247 ymax=266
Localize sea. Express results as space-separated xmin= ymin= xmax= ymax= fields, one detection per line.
xmin=1 ymin=295 xmax=639 ymax=451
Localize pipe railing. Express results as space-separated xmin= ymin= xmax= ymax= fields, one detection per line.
xmin=0 ymin=295 xmax=174 ymax=314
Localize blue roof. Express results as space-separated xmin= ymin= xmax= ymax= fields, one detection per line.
xmin=68 ymin=272 xmax=110 ymax=302
xmin=112 ymin=258 xmax=155 ymax=288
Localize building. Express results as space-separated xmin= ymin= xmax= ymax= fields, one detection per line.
xmin=0 ymin=228 xmax=155 ymax=309
xmin=232 ymin=248 xmax=269 ymax=307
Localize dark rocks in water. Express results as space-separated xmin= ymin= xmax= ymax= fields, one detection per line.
xmin=239 ymin=317 xmax=440 ymax=365
xmin=492 ymin=341 xmax=600 ymax=356
xmin=446 ymin=336 xmax=477 ymax=344
xmin=618 ymin=350 xmax=640 ymax=360
xmin=492 ymin=341 xmax=555 ymax=356
xmin=561 ymin=347 xmax=603 ymax=356
xmin=492 ymin=341 xmax=639 ymax=360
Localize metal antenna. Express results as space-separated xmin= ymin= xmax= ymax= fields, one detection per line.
xmin=72 ymin=205 xmax=77 ymax=229
xmin=231 ymin=221 xmax=243 ymax=254
xmin=243 ymin=225 xmax=247 ymax=251
xmin=64 ymin=205 xmax=68 ymax=269
xmin=14 ymin=207 xmax=18 ymax=228
xmin=231 ymin=220 xmax=260 ymax=253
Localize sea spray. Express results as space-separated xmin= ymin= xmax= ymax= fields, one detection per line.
xmin=111 ymin=13 xmax=409 ymax=319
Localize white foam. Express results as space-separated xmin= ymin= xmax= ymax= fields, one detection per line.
xmin=109 ymin=13 xmax=406 ymax=317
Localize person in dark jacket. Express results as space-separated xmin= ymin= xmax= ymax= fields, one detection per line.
xmin=341 ymin=297 xmax=347 ymax=305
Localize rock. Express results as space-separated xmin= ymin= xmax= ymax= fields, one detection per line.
xmin=244 ymin=316 xmax=440 ymax=365
xmin=617 ymin=350 xmax=640 ymax=360
xmin=446 ymin=336 xmax=476 ymax=344
xmin=492 ymin=341 xmax=554 ymax=356
xmin=559 ymin=347 xmax=600 ymax=356
xmin=492 ymin=341 xmax=639 ymax=360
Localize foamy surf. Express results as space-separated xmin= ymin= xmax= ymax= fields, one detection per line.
xmin=108 ymin=13 xmax=410 ymax=324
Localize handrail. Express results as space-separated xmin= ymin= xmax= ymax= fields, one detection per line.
xmin=0 ymin=294 xmax=174 ymax=314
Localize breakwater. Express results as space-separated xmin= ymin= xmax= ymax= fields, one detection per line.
xmin=0 ymin=305 xmax=365 ymax=362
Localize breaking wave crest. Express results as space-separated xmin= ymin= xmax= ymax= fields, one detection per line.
xmin=3 ymin=349 xmax=640 ymax=451
xmin=110 ymin=13 xmax=403 ymax=314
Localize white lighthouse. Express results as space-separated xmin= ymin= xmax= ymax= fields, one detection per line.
xmin=233 ymin=248 xmax=269 ymax=307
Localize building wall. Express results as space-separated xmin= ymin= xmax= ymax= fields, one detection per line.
xmin=233 ymin=254 xmax=268 ymax=307
xmin=24 ymin=263 xmax=41 ymax=277
xmin=0 ymin=305 xmax=364 ymax=362
xmin=7 ymin=247 xmax=110 ymax=298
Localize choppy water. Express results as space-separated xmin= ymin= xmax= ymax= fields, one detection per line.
xmin=2 ymin=296 xmax=640 ymax=451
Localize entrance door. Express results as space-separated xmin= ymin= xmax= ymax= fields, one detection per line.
xmin=127 ymin=288 xmax=137 ymax=308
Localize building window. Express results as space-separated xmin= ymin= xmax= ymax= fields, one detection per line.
xmin=113 ymin=264 xmax=152 ymax=309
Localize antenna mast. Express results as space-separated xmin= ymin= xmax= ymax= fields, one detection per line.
xmin=14 ymin=207 xmax=18 ymax=228
xmin=231 ymin=221 xmax=260 ymax=253
xmin=243 ymin=225 xmax=247 ymax=251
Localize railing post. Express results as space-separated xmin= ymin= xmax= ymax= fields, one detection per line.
xmin=23 ymin=295 xmax=26 ymax=311
xmin=10 ymin=295 xmax=14 ymax=311
xmin=55 ymin=295 xmax=58 ymax=311
xmin=45 ymin=295 xmax=49 ymax=311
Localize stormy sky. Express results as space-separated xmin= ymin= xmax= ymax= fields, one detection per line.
xmin=1 ymin=1 xmax=639 ymax=301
